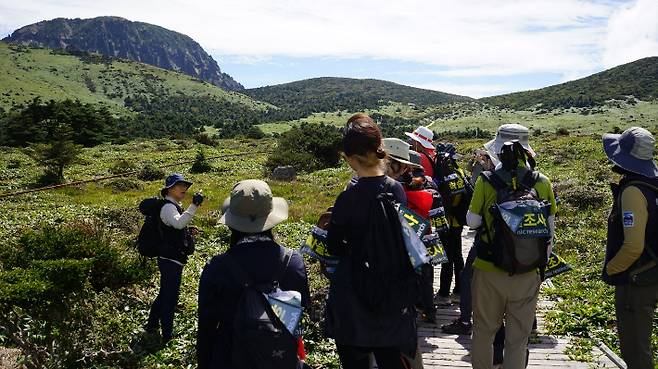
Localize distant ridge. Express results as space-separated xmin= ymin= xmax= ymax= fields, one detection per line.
xmin=3 ymin=16 xmax=244 ymax=91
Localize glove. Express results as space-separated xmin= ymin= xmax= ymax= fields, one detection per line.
xmin=192 ymin=191 xmax=204 ymax=206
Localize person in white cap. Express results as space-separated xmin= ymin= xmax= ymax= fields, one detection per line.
xmin=484 ymin=124 xmax=536 ymax=167
xmin=406 ymin=126 xmax=437 ymax=178
xmin=196 ymin=179 xmax=310 ymax=369
xmin=601 ymin=127 xmax=658 ymax=369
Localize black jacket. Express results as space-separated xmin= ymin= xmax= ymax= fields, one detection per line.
xmin=159 ymin=200 xmax=195 ymax=264
xmin=196 ymin=240 xmax=310 ymax=369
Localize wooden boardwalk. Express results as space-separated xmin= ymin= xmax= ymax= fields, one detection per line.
xmin=418 ymin=230 xmax=623 ymax=369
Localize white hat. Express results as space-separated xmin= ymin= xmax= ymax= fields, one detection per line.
xmin=405 ymin=126 xmax=435 ymax=150
xmin=383 ymin=138 xmax=422 ymax=168
xmin=220 ymin=180 xmax=288 ymax=233
xmin=484 ymin=124 xmax=536 ymax=166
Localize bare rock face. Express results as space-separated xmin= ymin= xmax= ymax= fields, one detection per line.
xmin=3 ymin=16 xmax=244 ymax=91
xmin=272 ymin=166 xmax=296 ymax=181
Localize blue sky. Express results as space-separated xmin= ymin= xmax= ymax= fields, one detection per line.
xmin=1 ymin=0 xmax=657 ymax=97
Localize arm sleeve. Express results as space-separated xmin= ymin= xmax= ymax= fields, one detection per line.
xmin=197 ymin=262 xmax=221 ymax=369
xmin=391 ymin=181 xmax=408 ymax=206
xmin=326 ymin=192 xmax=349 ymax=257
xmin=468 ymin=177 xmax=486 ymax=216
xmin=283 ymin=252 xmax=311 ymax=308
xmin=160 ymin=203 xmax=197 ymax=230
xmin=466 ymin=211 xmax=483 ymax=229
xmin=606 ymin=186 xmax=648 ymax=275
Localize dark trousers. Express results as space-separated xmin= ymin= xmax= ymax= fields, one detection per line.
xmin=147 ymin=258 xmax=184 ymax=341
xmin=337 ymin=345 xmax=408 ymax=369
xmin=459 ymin=246 xmax=477 ymax=322
xmin=420 ymin=264 xmax=436 ymax=315
xmin=615 ymin=283 xmax=658 ymax=369
xmin=439 ymin=226 xmax=464 ymax=297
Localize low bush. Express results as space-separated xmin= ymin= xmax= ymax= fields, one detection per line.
xmin=109 ymin=159 xmax=138 ymax=175
xmin=106 ymin=178 xmax=143 ymax=192
xmin=266 ymin=123 xmax=342 ymax=173
xmin=137 ymin=163 xmax=165 ymax=181
xmin=193 ymin=132 xmax=217 ymax=146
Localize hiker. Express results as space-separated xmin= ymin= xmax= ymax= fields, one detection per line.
xmin=433 ymin=143 xmax=471 ymax=306
xmin=601 ymin=127 xmax=658 ymax=369
xmin=145 ymin=173 xmax=203 ymax=343
xmin=196 ymin=179 xmax=310 ymax=369
xmin=467 ymin=149 xmax=495 ymax=185
xmin=468 ymin=124 xmax=557 ymax=369
xmin=324 ymin=113 xmax=418 ymax=369
xmin=406 ymin=126 xmax=437 ymax=178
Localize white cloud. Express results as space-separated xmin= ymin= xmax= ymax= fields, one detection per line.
xmin=603 ymin=0 xmax=658 ymax=68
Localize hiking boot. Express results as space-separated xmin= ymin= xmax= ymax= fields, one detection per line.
xmin=441 ymin=318 xmax=472 ymax=335
xmin=420 ymin=311 xmax=437 ymax=325
xmin=434 ymin=295 xmax=452 ymax=306
xmin=450 ymin=293 xmax=461 ymax=304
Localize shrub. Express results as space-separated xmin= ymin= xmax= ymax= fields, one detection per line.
xmin=105 ymin=178 xmax=142 ymax=193
xmin=137 ymin=162 xmax=165 ymax=181
xmin=193 ymin=132 xmax=217 ymax=146
xmin=266 ymin=123 xmax=342 ymax=173
xmin=190 ymin=149 xmax=213 ymax=173
xmin=109 ymin=159 xmax=137 ymax=174
xmin=556 ymin=127 xmax=570 ymax=136
xmin=245 ymin=125 xmax=265 ymax=139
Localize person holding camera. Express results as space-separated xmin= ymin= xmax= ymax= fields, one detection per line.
xmin=145 ymin=173 xmax=204 ymax=343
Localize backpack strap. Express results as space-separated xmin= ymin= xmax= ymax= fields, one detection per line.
xmin=520 ymin=170 xmax=540 ymax=190
xmin=480 ymin=171 xmax=507 ymax=192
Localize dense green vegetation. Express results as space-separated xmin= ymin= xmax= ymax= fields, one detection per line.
xmin=247 ymin=77 xmax=470 ymax=120
xmin=482 ymin=57 xmax=658 ymax=109
xmin=265 ymin=123 xmax=343 ymax=173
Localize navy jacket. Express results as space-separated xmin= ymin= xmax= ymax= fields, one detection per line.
xmin=196 ymin=240 xmax=310 ymax=369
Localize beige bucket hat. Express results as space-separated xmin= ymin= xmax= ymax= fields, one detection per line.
xmin=383 ymin=138 xmax=423 ymax=168
xmin=484 ymin=124 xmax=536 ymax=165
xmin=220 ymin=180 xmax=288 ymax=233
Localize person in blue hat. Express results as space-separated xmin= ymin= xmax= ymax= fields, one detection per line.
xmin=602 ymin=127 xmax=658 ymax=369
xmin=145 ymin=173 xmax=204 ymax=343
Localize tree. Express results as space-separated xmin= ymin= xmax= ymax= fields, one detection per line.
xmin=27 ymin=123 xmax=82 ymax=185
xmin=190 ymin=148 xmax=213 ymax=173
xmin=266 ymin=123 xmax=342 ymax=173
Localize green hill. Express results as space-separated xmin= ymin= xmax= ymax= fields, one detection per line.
xmin=246 ymin=77 xmax=471 ymax=120
xmin=482 ymin=57 xmax=658 ymax=109
xmin=3 ymin=16 xmax=243 ymax=90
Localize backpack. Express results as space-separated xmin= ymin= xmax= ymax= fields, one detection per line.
xmin=136 ymin=197 xmax=167 ymax=257
xmin=426 ymin=152 xmax=473 ymax=224
xmin=223 ymin=248 xmax=302 ymax=369
xmin=349 ymin=186 xmax=418 ymax=314
xmin=479 ymin=170 xmax=551 ymax=275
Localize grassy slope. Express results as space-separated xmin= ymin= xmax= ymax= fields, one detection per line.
xmin=0 ymin=42 xmax=268 ymax=114
xmin=481 ymin=57 xmax=658 ymax=109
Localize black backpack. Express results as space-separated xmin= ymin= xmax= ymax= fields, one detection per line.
xmin=223 ymin=248 xmax=302 ymax=369
xmin=350 ymin=184 xmax=418 ymax=314
xmin=136 ymin=197 xmax=167 ymax=257
xmin=479 ymin=170 xmax=551 ymax=275
xmin=431 ymin=153 xmax=473 ymax=225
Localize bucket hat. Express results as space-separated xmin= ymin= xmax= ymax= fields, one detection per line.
xmin=405 ymin=126 xmax=435 ymax=150
xmin=484 ymin=124 xmax=535 ymax=165
xmin=383 ymin=138 xmax=422 ymax=168
xmin=220 ymin=180 xmax=288 ymax=233
xmin=603 ymin=127 xmax=658 ymax=178
xmin=160 ymin=173 xmax=192 ymax=197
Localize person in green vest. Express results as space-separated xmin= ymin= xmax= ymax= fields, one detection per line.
xmin=601 ymin=127 xmax=658 ymax=369
xmin=467 ymin=124 xmax=557 ymax=369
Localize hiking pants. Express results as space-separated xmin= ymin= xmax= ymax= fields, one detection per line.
xmin=439 ymin=226 xmax=464 ymax=297
xmin=471 ymin=268 xmax=540 ymax=369
xmin=147 ymin=258 xmax=184 ymax=341
xmin=337 ymin=345 xmax=409 ymax=369
xmin=615 ymin=283 xmax=658 ymax=369
xmin=458 ymin=246 xmax=477 ymax=322
xmin=420 ymin=264 xmax=436 ymax=316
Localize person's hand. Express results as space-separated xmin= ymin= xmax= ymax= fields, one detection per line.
xmin=189 ymin=226 xmax=201 ymax=236
xmin=316 ymin=208 xmax=333 ymax=230
xmin=192 ymin=191 xmax=204 ymax=206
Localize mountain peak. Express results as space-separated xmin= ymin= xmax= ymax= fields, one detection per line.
xmin=3 ymin=16 xmax=244 ymax=91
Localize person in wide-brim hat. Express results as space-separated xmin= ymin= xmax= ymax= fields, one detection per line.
xmin=383 ymin=138 xmax=423 ymax=169
xmin=484 ymin=124 xmax=536 ymax=166
xmin=603 ymin=126 xmax=658 ymax=178
xmin=219 ymin=179 xmax=288 ymax=233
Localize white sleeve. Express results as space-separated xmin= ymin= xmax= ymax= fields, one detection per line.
xmin=160 ymin=203 xmax=198 ymax=230
xmin=466 ymin=210 xmax=482 ymax=229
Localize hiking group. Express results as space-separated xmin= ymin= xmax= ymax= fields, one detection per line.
xmin=136 ymin=113 xmax=658 ymax=369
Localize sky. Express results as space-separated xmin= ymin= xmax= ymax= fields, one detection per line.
xmin=1 ymin=0 xmax=657 ymax=97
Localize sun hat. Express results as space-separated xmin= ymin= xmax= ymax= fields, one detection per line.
xmin=160 ymin=173 xmax=193 ymax=197
xmin=484 ymin=124 xmax=536 ymax=165
xmin=405 ymin=126 xmax=435 ymax=150
xmin=220 ymin=179 xmax=289 ymax=233
xmin=383 ymin=138 xmax=422 ymax=168
xmin=603 ymin=127 xmax=658 ymax=178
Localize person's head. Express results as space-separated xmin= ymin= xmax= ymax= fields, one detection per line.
xmin=603 ymin=127 xmax=658 ymax=178
xmin=485 ymin=124 xmax=535 ymax=166
xmin=382 ymin=138 xmax=421 ymax=180
xmin=161 ymin=173 xmax=193 ymax=202
xmin=405 ymin=126 xmax=435 ymax=153
xmin=219 ymin=179 xmax=288 ymax=237
xmin=342 ymin=113 xmax=386 ymax=173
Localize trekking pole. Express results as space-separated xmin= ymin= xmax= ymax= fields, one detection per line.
xmin=0 ymin=150 xmax=272 ymax=200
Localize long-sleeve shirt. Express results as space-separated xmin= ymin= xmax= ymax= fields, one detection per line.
xmin=606 ymin=186 xmax=648 ymax=275
xmin=160 ymin=196 xmax=197 ymax=230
